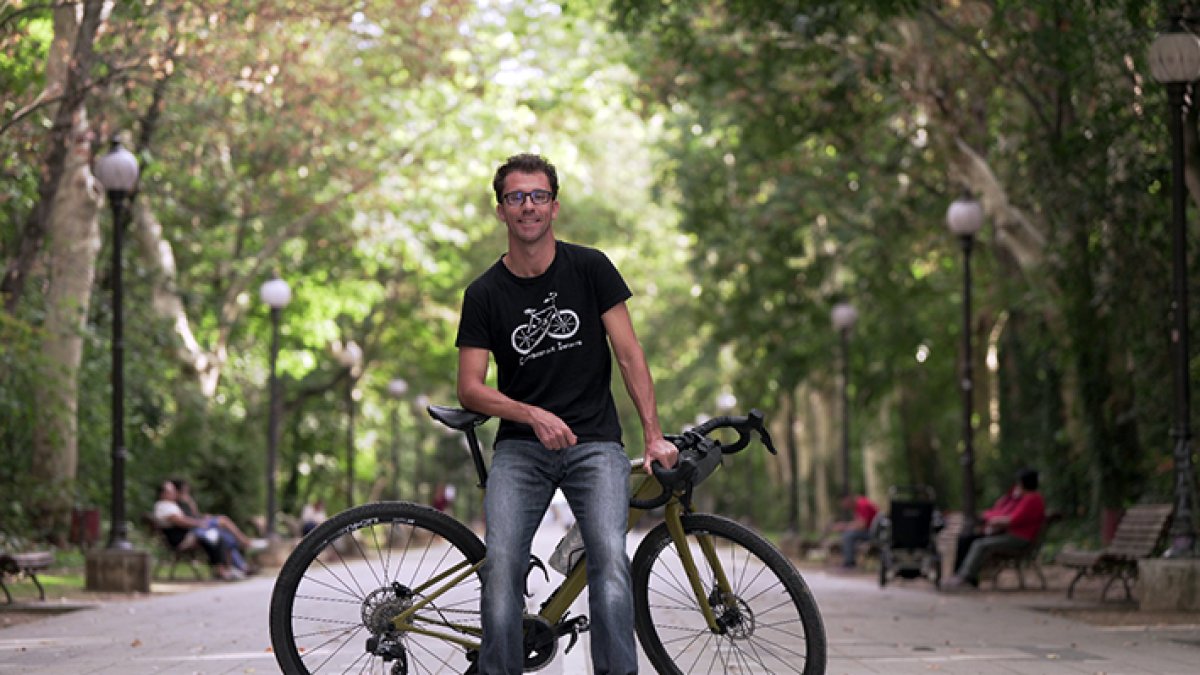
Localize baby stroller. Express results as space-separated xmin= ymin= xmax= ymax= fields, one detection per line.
xmin=873 ymin=485 xmax=944 ymax=588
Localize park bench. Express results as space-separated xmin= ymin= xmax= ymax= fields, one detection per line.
xmin=935 ymin=510 xmax=1058 ymax=589
xmin=1055 ymin=503 xmax=1173 ymax=600
xmin=980 ymin=511 xmax=1062 ymax=590
xmin=822 ymin=532 xmax=880 ymax=568
xmin=141 ymin=513 xmax=205 ymax=581
xmin=0 ymin=550 xmax=54 ymax=603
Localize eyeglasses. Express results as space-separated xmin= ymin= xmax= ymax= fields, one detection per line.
xmin=501 ymin=189 xmax=554 ymax=206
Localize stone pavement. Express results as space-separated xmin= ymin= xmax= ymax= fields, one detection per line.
xmin=1 ymin=520 xmax=1198 ymax=674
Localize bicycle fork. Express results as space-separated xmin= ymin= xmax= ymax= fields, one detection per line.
xmin=662 ymin=501 xmax=737 ymax=634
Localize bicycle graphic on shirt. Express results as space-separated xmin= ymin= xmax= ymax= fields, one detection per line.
xmin=511 ymin=292 xmax=579 ymax=355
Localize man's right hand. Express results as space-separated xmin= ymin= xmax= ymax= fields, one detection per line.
xmin=527 ymin=406 xmax=577 ymax=449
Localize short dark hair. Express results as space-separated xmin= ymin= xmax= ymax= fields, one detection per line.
xmin=1017 ymin=468 xmax=1039 ymax=491
xmin=492 ymin=153 xmax=558 ymax=203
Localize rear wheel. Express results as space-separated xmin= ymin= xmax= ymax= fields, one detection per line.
xmin=632 ymin=514 xmax=826 ymax=675
xmin=269 ymin=501 xmax=485 ymax=674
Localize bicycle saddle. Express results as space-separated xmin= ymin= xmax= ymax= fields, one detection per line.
xmin=427 ymin=405 xmax=490 ymax=430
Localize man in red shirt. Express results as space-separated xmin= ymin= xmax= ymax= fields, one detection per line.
xmin=831 ymin=494 xmax=880 ymax=569
xmin=947 ymin=468 xmax=1045 ymax=589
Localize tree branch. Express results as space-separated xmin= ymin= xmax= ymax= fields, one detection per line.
xmin=0 ymin=89 xmax=66 ymax=137
xmin=1 ymin=0 xmax=105 ymax=313
xmin=952 ymin=136 xmax=1049 ymax=274
xmin=920 ymin=6 xmax=1055 ymax=136
xmin=0 ymin=0 xmax=77 ymax=34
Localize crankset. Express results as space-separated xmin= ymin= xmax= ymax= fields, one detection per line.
xmin=522 ymin=614 xmax=558 ymax=671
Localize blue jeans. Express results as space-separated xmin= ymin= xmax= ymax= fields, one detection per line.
xmin=193 ymin=518 xmax=245 ymax=571
xmin=480 ymin=440 xmax=636 ymax=675
xmin=841 ymin=529 xmax=871 ymax=567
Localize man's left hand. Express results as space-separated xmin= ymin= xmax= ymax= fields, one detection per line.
xmin=642 ymin=437 xmax=679 ymax=474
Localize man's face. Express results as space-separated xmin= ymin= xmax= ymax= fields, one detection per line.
xmin=496 ymin=171 xmax=558 ymax=246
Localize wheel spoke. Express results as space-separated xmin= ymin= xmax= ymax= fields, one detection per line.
xmin=270 ymin=503 xmax=485 ymax=674
xmin=632 ymin=514 xmax=825 ymax=675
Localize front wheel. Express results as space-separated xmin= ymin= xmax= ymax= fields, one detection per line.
xmin=632 ymin=514 xmax=826 ymax=675
xmin=269 ymin=501 xmax=486 ymax=674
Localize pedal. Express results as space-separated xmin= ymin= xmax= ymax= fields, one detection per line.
xmin=557 ymin=615 xmax=590 ymax=654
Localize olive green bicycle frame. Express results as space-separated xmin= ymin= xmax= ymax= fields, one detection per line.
xmin=386 ymin=460 xmax=735 ymax=650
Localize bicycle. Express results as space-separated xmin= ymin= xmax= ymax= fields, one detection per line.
xmin=269 ymin=406 xmax=827 ymax=674
xmin=511 ymin=292 xmax=580 ymax=356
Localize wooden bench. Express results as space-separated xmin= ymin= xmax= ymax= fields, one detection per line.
xmin=1056 ymin=503 xmax=1173 ymax=600
xmin=822 ymin=533 xmax=879 ymax=568
xmin=981 ymin=511 xmax=1062 ymax=590
xmin=0 ymin=550 xmax=54 ymax=603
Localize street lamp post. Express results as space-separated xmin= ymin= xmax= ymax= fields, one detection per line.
xmin=334 ymin=341 xmax=363 ymax=506
xmin=93 ymin=137 xmax=139 ymax=550
xmin=387 ymin=378 xmax=409 ymax=501
xmin=1149 ymin=23 xmax=1200 ymax=557
xmin=259 ymin=277 xmax=291 ymax=540
xmin=947 ymin=196 xmax=984 ymax=533
xmin=831 ymin=303 xmax=858 ymax=500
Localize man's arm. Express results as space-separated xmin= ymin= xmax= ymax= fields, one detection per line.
xmin=456 ymin=347 xmax=577 ymax=449
xmin=602 ymin=302 xmax=678 ymax=473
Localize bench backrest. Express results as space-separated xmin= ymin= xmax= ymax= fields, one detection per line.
xmin=1107 ymin=503 xmax=1173 ymax=559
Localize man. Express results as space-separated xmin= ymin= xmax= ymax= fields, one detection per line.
xmin=830 ymin=493 xmax=880 ymax=569
xmin=456 ymin=153 xmax=677 ymax=674
xmin=946 ymin=467 xmax=1046 ymax=589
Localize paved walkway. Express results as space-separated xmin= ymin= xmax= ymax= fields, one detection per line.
xmin=1 ymin=521 xmax=1198 ymax=673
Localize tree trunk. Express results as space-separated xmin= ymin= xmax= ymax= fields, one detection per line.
xmin=31 ymin=108 xmax=103 ymax=538
xmin=799 ymin=382 xmax=835 ymax=531
xmin=862 ymin=392 xmax=893 ymax=506
xmin=131 ymin=201 xmax=222 ymax=393
xmin=1 ymin=1 xmax=104 ymax=313
xmin=26 ymin=2 xmax=106 ymax=539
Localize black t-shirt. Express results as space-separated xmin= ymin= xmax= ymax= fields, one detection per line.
xmin=456 ymin=240 xmax=632 ymax=445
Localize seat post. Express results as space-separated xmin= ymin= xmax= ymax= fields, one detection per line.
xmin=465 ymin=429 xmax=489 ymax=489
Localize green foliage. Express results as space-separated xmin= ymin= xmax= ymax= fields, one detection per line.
xmin=0 ymin=311 xmax=50 ymax=539
xmin=602 ymin=0 xmax=1198 ymax=530
xmin=3 ymin=0 xmax=1196 ymax=546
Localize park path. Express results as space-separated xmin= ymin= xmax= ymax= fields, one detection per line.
xmin=2 ymin=517 xmax=1199 ymax=674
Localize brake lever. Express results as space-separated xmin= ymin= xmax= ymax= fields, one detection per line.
xmin=748 ymin=409 xmax=777 ymax=455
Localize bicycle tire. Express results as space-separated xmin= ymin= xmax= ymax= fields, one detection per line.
xmin=269 ymin=501 xmax=486 ymax=674
xmin=631 ymin=514 xmax=827 ymax=675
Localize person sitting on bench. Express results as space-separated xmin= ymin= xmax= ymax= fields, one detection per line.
xmin=170 ymin=478 xmax=266 ymax=573
xmin=152 ymin=480 xmax=243 ymax=581
xmin=946 ymin=467 xmax=1045 ymax=590
xmin=830 ymin=494 xmax=879 ymax=569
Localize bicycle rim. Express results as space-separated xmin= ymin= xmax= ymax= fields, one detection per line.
xmin=269 ymin=501 xmax=486 ymax=674
xmin=632 ymin=514 xmax=827 ymax=675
